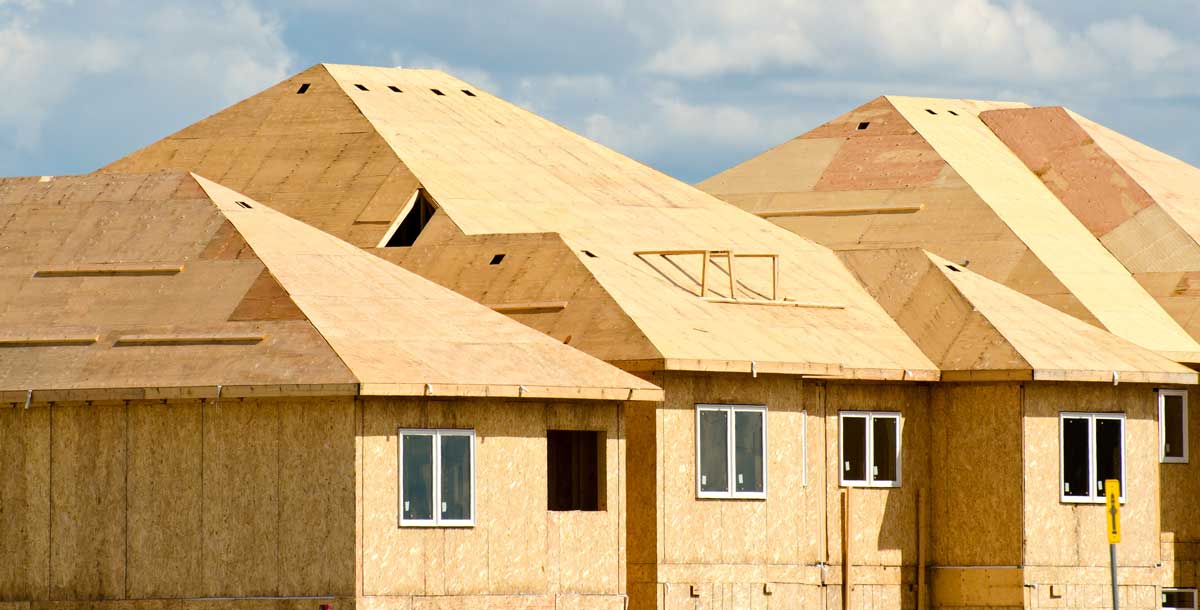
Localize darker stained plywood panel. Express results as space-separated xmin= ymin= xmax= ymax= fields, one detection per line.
xmin=929 ymin=383 xmax=1023 ymax=567
xmin=49 ymin=405 xmax=126 ymax=601
xmin=813 ymin=134 xmax=952 ymax=192
xmin=127 ymin=402 xmax=203 ymax=598
xmin=202 ymin=399 xmax=280 ymax=597
xmin=0 ymin=406 xmax=51 ymax=600
xmin=278 ymin=398 xmax=356 ymax=597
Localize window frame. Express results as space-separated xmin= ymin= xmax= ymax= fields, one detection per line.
xmin=694 ymin=403 xmax=768 ymax=500
xmin=838 ymin=411 xmax=903 ymax=488
xmin=398 ymin=428 xmax=476 ymax=527
xmin=1059 ymin=413 xmax=1126 ymax=505
xmin=1159 ymin=389 xmax=1189 ymax=464
xmin=1164 ymin=587 xmax=1199 ymax=610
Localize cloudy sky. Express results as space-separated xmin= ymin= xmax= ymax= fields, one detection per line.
xmin=2 ymin=0 xmax=1198 ymax=183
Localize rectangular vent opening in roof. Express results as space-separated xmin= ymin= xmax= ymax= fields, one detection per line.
xmin=384 ymin=190 xmax=437 ymax=247
xmin=388 ymin=85 xmax=402 ymax=93
xmin=948 ymin=110 xmax=959 ymax=116
xmin=462 ymin=89 xmax=476 ymax=97
xmin=490 ymin=254 xmax=505 ymax=265
xmin=857 ymin=122 xmax=870 ymax=130
xmin=235 ymin=201 xmax=252 ymax=209
xmin=296 ymin=83 xmax=310 ymax=94
xmin=355 ymin=84 xmax=369 ymax=91
xmin=431 ymin=88 xmax=445 ymax=96
xmin=925 ymin=109 xmax=937 ymax=115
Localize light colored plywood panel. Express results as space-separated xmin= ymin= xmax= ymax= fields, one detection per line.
xmin=49 ymin=404 xmax=126 ymax=601
xmin=928 ymin=384 xmax=1022 ymax=566
xmin=278 ymin=397 xmax=356 ymax=597
xmin=126 ymin=401 xmax=202 ymax=598
xmin=1022 ymin=383 xmax=1161 ymax=568
xmin=0 ymin=406 xmax=50 ymax=600
xmin=1161 ymin=387 xmax=1200 ymax=543
xmin=202 ymin=399 xmax=279 ymax=597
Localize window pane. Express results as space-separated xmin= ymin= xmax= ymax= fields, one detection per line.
xmin=440 ymin=434 xmax=472 ymax=521
xmin=872 ymin=416 xmax=899 ymax=484
xmin=1164 ymin=394 xmax=1186 ymax=459
xmin=734 ymin=410 xmax=764 ymax=493
xmin=699 ymin=410 xmax=729 ymax=493
xmin=842 ymin=415 xmax=867 ymax=483
xmin=402 ymin=434 xmax=434 ymax=520
xmin=1164 ymin=589 xmax=1196 ymax=609
xmin=1062 ymin=417 xmax=1090 ymax=498
xmin=1095 ymin=417 xmax=1123 ymax=497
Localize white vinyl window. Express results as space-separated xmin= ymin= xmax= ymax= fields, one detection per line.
xmin=839 ymin=411 xmax=902 ymax=488
xmin=696 ymin=404 xmax=767 ymax=499
xmin=1060 ymin=413 xmax=1125 ymax=504
xmin=1164 ymin=588 xmax=1198 ymax=610
xmin=399 ymin=429 xmax=475 ymax=527
xmin=1160 ymin=389 xmax=1189 ymax=464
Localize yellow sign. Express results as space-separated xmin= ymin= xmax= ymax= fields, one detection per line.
xmin=1105 ymin=479 xmax=1121 ymax=544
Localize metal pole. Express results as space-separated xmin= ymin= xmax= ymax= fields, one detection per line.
xmin=1110 ymin=543 xmax=1119 ymax=610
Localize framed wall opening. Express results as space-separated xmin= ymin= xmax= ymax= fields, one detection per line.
xmin=382 ymin=190 xmax=438 ymax=248
xmin=547 ymin=430 xmax=606 ymax=511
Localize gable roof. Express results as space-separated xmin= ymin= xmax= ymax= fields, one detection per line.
xmin=0 ymin=171 xmax=662 ymax=403
xmin=699 ymin=95 xmax=1200 ymax=364
xmin=839 ymin=248 xmax=1196 ymax=385
xmin=103 ymin=64 xmax=939 ymax=381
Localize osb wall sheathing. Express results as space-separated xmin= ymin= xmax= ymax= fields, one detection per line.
xmin=102 ymin=65 xmax=422 ymax=248
xmin=628 ymin=373 xmax=927 ymax=610
xmin=1021 ymin=382 xmax=1162 ymax=610
xmin=0 ymin=396 xmax=356 ymax=603
xmin=357 ymin=396 xmax=627 ymax=610
xmin=1159 ymin=386 xmax=1200 ymax=593
xmin=928 ymin=384 xmax=1023 ymax=567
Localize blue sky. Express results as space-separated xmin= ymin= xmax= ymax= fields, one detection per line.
xmin=2 ymin=0 xmax=1198 ymax=183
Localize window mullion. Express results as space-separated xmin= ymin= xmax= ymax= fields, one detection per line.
xmin=727 ymin=407 xmax=736 ymax=498
xmin=866 ymin=414 xmax=876 ymax=487
xmin=1089 ymin=416 xmax=1098 ymax=502
xmin=433 ymin=431 xmax=442 ymax=525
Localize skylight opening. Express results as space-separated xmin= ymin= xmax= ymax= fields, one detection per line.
xmin=383 ymin=191 xmax=437 ymax=248
xmin=355 ymin=84 xmax=369 ymax=91
xmin=462 ymin=89 xmax=476 ymax=97
xmin=857 ymin=122 xmax=870 ymax=130
xmin=388 ymin=85 xmax=402 ymax=93
xmin=431 ymin=88 xmax=445 ymax=96
xmin=296 ymin=83 xmax=310 ymax=94
xmin=925 ymin=109 xmax=937 ymax=115
xmin=235 ymin=201 xmax=252 ymax=209
xmin=490 ymin=254 xmax=506 ymax=265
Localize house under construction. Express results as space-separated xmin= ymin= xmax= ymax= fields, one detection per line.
xmin=81 ymin=65 xmax=1200 ymax=610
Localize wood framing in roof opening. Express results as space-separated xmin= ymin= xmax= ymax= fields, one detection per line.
xmin=635 ymin=249 xmax=787 ymax=303
xmin=381 ymin=189 xmax=438 ymax=248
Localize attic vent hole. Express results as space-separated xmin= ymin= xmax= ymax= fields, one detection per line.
xmin=948 ymin=110 xmax=959 ymax=116
xmin=355 ymin=84 xmax=369 ymax=91
xmin=462 ymin=89 xmax=476 ymax=97
xmin=945 ymin=264 xmax=961 ymax=272
xmin=925 ymin=109 xmax=937 ymax=115
xmin=857 ymin=122 xmax=870 ymax=130
xmin=235 ymin=201 xmax=252 ymax=209
xmin=388 ymin=85 xmax=402 ymax=93
xmin=296 ymin=83 xmax=310 ymax=94
xmin=582 ymin=250 xmax=597 ymax=258
xmin=490 ymin=254 xmax=506 ymax=265
xmin=431 ymin=88 xmax=445 ymax=96
xmin=384 ymin=191 xmax=437 ymax=248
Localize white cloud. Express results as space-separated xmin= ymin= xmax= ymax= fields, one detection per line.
xmin=0 ymin=0 xmax=293 ymax=151
xmin=389 ymin=52 xmax=501 ymax=93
